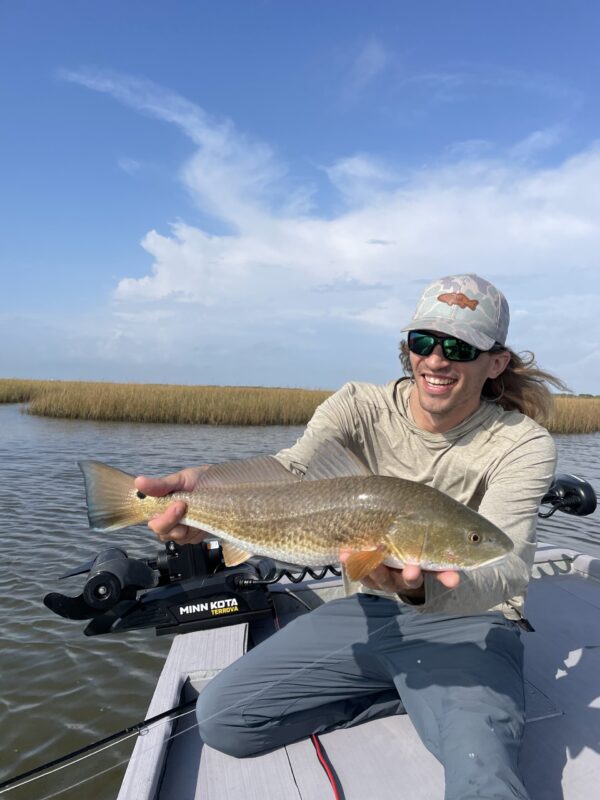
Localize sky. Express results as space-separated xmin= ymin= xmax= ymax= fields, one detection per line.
xmin=1 ymin=0 xmax=600 ymax=393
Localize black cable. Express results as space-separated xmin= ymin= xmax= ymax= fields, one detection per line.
xmin=235 ymin=564 xmax=341 ymax=588
xmin=278 ymin=588 xmax=313 ymax=612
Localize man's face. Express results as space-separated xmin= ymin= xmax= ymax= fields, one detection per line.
xmin=408 ymin=330 xmax=510 ymax=431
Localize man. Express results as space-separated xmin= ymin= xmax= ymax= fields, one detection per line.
xmin=136 ymin=274 xmax=557 ymax=800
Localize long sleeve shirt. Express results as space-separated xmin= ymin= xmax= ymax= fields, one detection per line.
xmin=275 ymin=379 xmax=557 ymax=619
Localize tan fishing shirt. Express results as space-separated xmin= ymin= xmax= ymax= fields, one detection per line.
xmin=275 ymin=379 xmax=557 ymax=619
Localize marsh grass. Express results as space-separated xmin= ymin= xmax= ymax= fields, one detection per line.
xmin=0 ymin=379 xmax=332 ymax=426
xmin=549 ymin=396 xmax=600 ymax=435
xmin=1 ymin=379 xmax=599 ymax=433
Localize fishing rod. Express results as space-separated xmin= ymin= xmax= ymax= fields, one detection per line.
xmin=0 ymin=699 xmax=196 ymax=793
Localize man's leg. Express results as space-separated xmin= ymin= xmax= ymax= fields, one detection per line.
xmin=196 ymin=594 xmax=402 ymax=758
xmin=390 ymin=610 xmax=528 ymax=800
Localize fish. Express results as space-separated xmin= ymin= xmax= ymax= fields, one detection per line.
xmin=437 ymin=292 xmax=479 ymax=311
xmin=78 ymin=442 xmax=513 ymax=582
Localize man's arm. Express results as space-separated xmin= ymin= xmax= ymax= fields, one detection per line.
xmin=419 ymin=430 xmax=557 ymax=615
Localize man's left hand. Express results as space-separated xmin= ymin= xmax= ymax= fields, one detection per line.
xmin=344 ymin=560 xmax=460 ymax=600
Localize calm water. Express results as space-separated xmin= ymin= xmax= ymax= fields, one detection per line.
xmin=0 ymin=404 xmax=598 ymax=799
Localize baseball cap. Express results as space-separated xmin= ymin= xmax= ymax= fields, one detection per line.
xmin=401 ymin=274 xmax=510 ymax=350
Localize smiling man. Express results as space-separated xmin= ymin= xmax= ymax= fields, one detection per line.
xmin=138 ymin=274 xmax=561 ymax=800
xmin=405 ymin=276 xmax=512 ymax=432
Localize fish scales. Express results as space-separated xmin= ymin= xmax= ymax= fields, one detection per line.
xmin=176 ymin=476 xmax=405 ymax=564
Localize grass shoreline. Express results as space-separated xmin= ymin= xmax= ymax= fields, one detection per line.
xmin=1 ymin=378 xmax=599 ymax=434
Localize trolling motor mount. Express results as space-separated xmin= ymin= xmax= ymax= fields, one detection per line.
xmin=44 ymin=540 xmax=279 ymax=636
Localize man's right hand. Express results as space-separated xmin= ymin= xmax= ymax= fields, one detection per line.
xmin=134 ymin=466 xmax=212 ymax=544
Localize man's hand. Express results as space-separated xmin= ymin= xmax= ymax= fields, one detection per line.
xmin=134 ymin=466 xmax=212 ymax=544
xmin=340 ymin=554 xmax=460 ymax=601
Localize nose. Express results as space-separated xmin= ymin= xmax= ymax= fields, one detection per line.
xmin=424 ymin=344 xmax=450 ymax=366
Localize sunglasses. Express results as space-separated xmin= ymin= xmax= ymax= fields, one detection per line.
xmin=407 ymin=330 xmax=500 ymax=362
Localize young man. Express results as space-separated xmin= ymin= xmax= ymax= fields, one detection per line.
xmin=136 ymin=274 xmax=557 ymax=800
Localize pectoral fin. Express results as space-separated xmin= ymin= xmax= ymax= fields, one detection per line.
xmin=221 ymin=542 xmax=253 ymax=567
xmin=344 ymin=548 xmax=387 ymax=581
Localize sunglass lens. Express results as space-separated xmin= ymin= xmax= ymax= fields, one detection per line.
xmin=408 ymin=332 xmax=435 ymax=356
xmin=442 ymin=339 xmax=479 ymax=361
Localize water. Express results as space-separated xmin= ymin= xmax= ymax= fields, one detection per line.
xmin=0 ymin=405 xmax=304 ymax=799
xmin=0 ymin=405 xmax=598 ymax=799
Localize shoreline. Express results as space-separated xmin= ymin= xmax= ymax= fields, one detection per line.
xmin=1 ymin=378 xmax=599 ymax=434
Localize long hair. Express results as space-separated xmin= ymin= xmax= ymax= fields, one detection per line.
xmin=398 ymin=340 xmax=569 ymax=424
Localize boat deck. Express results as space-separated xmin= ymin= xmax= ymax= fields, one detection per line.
xmin=118 ymin=546 xmax=600 ymax=800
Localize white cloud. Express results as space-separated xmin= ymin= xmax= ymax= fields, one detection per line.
xmin=52 ymin=69 xmax=600 ymax=392
xmin=348 ymin=38 xmax=391 ymax=93
xmin=509 ymin=127 xmax=565 ymax=161
xmin=118 ymin=156 xmax=142 ymax=174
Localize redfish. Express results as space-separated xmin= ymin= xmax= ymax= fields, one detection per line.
xmin=79 ymin=442 xmax=512 ymax=582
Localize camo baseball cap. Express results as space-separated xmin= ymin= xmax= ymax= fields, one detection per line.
xmin=401 ymin=274 xmax=510 ymax=350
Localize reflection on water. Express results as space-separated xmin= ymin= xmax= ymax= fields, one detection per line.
xmin=0 ymin=405 xmax=597 ymax=798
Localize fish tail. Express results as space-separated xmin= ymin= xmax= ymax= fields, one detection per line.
xmin=79 ymin=461 xmax=148 ymax=531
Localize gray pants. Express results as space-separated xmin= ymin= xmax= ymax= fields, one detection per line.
xmin=196 ymin=593 xmax=528 ymax=800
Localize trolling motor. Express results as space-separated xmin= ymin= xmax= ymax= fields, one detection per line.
xmin=44 ymin=539 xmax=341 ymax=637
xmin=44 ymin=540 xmax=276 ymax=636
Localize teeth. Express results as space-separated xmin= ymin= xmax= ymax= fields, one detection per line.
xmin=424 ymin=376 xmax=454 ymax=386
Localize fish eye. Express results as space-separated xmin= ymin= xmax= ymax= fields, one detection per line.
xmin=468 ymin=532 xmax=481 ymax=544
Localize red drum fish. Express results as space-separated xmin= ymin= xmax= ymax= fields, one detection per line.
xmin=79 ymin=442 xmax=512 ymax=582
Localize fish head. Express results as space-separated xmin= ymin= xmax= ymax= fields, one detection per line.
xmin=420 ymin=516 xmax=514 ymax=571
xmin=386 ymin=510 xmax=513 ymax=572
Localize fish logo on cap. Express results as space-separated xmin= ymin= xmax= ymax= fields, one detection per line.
xmin=437 ymin=292 xmax=479 ymax=311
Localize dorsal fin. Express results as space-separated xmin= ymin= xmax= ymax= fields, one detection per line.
xmin=303 ymin=440 xmax=372 ymax=481
xmin=196 ymin=455 xmax=299 ymax=488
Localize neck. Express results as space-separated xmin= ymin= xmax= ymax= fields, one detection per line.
xmin=408 ymin=387 xmax=481 ymax=433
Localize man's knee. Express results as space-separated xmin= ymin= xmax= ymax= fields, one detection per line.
xmin=195 ymin=688 xmax=262 ymax=758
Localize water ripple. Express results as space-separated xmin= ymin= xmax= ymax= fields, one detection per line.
xmin=0 ymin=404 xmax=302 ymax=796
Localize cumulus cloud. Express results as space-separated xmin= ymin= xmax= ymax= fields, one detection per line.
xmin=56 ymin=69 xmax=600 ymax=392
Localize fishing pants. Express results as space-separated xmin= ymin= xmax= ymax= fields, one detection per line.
xmin=196 ymin=593 xmax=528 ymax=800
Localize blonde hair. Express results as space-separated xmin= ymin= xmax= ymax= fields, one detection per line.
xmin=399 ymin=341 xmax=569 ymax=424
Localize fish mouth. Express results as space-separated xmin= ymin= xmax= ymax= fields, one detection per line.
xmin=384 ymin=549 xmax=510 ymax=573
xmin=453 ymin=553 xmax=510 ymax=572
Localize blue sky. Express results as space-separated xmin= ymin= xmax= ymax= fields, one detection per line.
xmin=2 ymin=1 xmax=600 ymax=393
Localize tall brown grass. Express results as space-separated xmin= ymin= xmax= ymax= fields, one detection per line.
xmin=0 ymin=379 xmax=331 ymax=426
xmin=1 ymin=379 xmax=599 ymax=433
xmin=549 ymin=396 xmax=600 ymax=435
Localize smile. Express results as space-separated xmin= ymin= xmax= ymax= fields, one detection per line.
xmin=421 ymin=374 xmax=458 ymax=391
xmin=424 ymin=376 xmax=455 ymax=386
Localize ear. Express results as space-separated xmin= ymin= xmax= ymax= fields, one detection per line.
xmin=487 ymin=349 xmax=511 ymax=380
